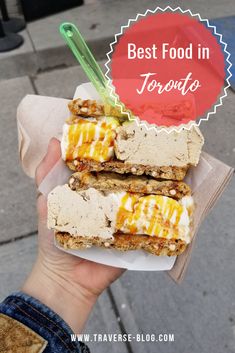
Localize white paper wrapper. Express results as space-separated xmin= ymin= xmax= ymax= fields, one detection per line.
xmin=17 ymin=83 xmax=234 ymax=279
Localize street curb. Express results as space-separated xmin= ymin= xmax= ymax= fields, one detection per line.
xmin=110 ymin=280 xmax=153 ymax=353
xmin=0 ymin=33 xmax=111 ymax=80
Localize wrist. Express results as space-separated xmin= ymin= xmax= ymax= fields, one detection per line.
xmin=22 ymin=256 xmax=97 ymax=333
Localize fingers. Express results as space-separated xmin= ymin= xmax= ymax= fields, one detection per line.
xmin=36 ymin=138 xmax=61 ymax=187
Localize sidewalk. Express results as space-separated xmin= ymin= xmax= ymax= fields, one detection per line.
xmin=0 ymin=2 xmax=235 ymax=353
xmin=1 ymin=0 xmax=235 ymax=79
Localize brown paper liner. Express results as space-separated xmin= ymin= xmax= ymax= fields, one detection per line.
xmin=168 ymin=152 xmax=234 ymax=282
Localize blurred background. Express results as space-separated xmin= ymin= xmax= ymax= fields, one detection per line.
xmin=0 ymin=1 xmax=235 ymax=352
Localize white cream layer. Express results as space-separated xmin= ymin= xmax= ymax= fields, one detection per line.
xmin=48 ymin=185 xmax=193 ymax=244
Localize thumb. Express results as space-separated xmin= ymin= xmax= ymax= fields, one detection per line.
xmin=36 ymin=138 xmax=61 ymax=222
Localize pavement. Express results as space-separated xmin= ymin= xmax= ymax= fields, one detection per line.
xmin=1 ymin=0 xmax=235 ymax=79
xmin=0 ymin=1 xmax=235 ymax=353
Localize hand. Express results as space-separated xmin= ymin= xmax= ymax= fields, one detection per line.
xmin=23 ymin=138 xmax=124 ymax=333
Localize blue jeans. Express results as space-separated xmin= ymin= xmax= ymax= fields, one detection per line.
xmin=0 ymin=291 xmax=90 ymax=352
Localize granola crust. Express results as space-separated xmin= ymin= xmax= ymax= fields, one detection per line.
xmin=68 ymin=171 xmax=191 ymax=199
xmin=66 ymin=159 xmax=188 ymax=181
xmin=55 ymin=232 xmax=187 ymax=256
xmin=68 ymin=98 xmax=104 ymax=117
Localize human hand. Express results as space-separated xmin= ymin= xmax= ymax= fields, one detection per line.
xmin=23 ymin=138 xmax=124 ymax=332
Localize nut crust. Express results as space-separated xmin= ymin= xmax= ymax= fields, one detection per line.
xmin=55 ymin=232 xmax=187 ymax=257
xmin=67 ymin=159 xmax=188 ymax=181
xmin=69 ymin=171 xmax=191 ymax=199
xmin=68 ymin=98 xmax=104 ymax=117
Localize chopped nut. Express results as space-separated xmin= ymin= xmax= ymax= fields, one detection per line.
xmin=169 ymin=189 xmax=176 ymax=196
xmin=152 ymin=171 xmax=157 ymax=177
xmin=69 ymin=177 xmax=75 ymax=185
xmin=131 ymin=167 xmax=137 ymax=173
xmin=169 ymin=244 xmax=176 ymax=251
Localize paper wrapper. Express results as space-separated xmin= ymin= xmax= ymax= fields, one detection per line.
xmin=17 ymin=83 xmax=234 ymax=282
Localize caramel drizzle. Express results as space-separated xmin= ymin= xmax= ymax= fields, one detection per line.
xmin=65 ymin=117 xmax=119 ymax=162
xmin=116 ymin=193 xmax=186 ymax=239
